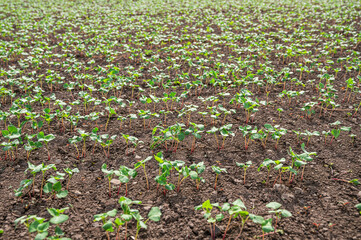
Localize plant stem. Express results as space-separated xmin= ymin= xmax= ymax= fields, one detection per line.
xmin=214 ymin=174 xmax=218 ymax=190
xmin=143 ymin=165 xmax=149 ymax=190
xmin=222 ymin=215 xmax=233 ymax=240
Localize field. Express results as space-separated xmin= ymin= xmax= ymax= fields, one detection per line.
xmin=0 ymin=0 xmax=361 ymax=239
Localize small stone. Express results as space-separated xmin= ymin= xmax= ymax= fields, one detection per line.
xmin=74 ymin=190 xmax=81 ymax=195
xmin=110 ymin=179 xmax=121 ymax=185
xmin=281 ymin=193 xmax=295 ymax=202
xmin=294 ymin=187 xmax=303 ymax=194
xmin=55 ymin=159 xmax=62 ymax=164
xmin=274 ymin=184 xmax=288 ymax=192
xmin=135 ymin=155 xmax=141 ymax=160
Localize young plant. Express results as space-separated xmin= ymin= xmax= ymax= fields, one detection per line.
xmin=63 ymin=167 xmax=79 ymax=190
xmin=134 ymin=206 xmax=162 ymax=240
xmin=195 ymin=200 xmax=224 ymax=240
xmin=236 ymin=161 xmax=252 ymax=185
xmin=185 ymin=122 xmax=204 ymax=153
xmin=115 ymin=166 xmax=137 ymax=196
xmin=43 ymin=172 xmax=68 ymax=199
xmin=68 ymin=135 xmax=82 ymax=159
xmin=101 ymin=163 xmax=114 ymax=197
xmin=134 ymin=156 xmax=152 ymax=190
xmin=37 ymin=131 xmax=55 ymax=160
xmin=189 ymin=161 xmax=206 ymax=190
xmin=258 ymin=159 xmax=275 ymax=185
xmin=219 ymin=124 xmax=234 ymax=149
xmin=211 ymin=165 xmax=227 ymax=190
xmin=77 ymin=129 xmax=90 ymax=157
xmin=249 ymin=214 xmax=274 ymax=240
xmin=94 ymin=209 xmax=118 ymax=240
xmin=222 ymin=199 xmax=249 ymax=240
xmin=266 ymin=202 xmax=292 ymax=232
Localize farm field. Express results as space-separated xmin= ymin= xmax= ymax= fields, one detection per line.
xmin=1 ymin=0 xmax=361 ymax=239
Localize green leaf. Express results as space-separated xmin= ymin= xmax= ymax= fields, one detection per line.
xmin=148 ymin=207 xmax=162 ymax=222
xmin=102 ymin=221 xmax=114 ymax=232
xmin=56 ymin=190 xmax=68 ymax=198
xmin=34 ymin=232 xmax=48 ymax=240
xmin=165 ymin=183 xmax=175 ymax=191
xmin=216 ymin=213 xmax=224 ymax=221
xmin=262 ymin=219 xmax=274 ymax=233
xmin=121 ymin=214 xmax=133 ymax=222
xmin=50 ymin=215 xmax=69 ymax=225
xmin=107 ymin=209 xmax=117 ymax=217
xmin=139 ymin=220 xmax=147 ymax=229
xmin=202 ymin=200 xmax=213 ymax=211
xmin=266 ymin=202 xmax=282 ymax=210
xmin=232 ymin=199 xmax=246 ymax=209
xmin=43 ymin=183 xmax=53 ymax=193
xmin=55 ymin=226 xmax=64 ymax=236
xmin=281 ymin=209 xmax=292 ymax=218
xmin=249 ymin=214 xmax=264 ymax=224
xmin=37 ymin=222 xmax=49 ymax=232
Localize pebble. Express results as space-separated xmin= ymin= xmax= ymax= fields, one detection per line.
xmin=135 ymin=155 xmax=141 ymax=160
xmin=281 ymin=193 xmax=295 ymax=202
xmin=274 ymin=183 xmax=288 ymax=192
xmin=74 ymin=190 xmax=81 ymax=195
xmin=110 ymin=179 xmax=121 ymax=185
xmin=294 ymin=187 xmax=303 ymax=194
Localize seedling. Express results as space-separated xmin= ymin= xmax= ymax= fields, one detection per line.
xmin=63 ymin=167 xmax=79 ymax=190
xmin=222 ymin=199 xmax=248 ymax=240
xmin=115 ymin=166 xmax=137 ymax=196
xmin=94 ymin=209 xmax=118 ymax=240
xmin=37 ymin=131 xmax=55 ymax=160
xmin=266 ymin=202 xmax=292 ymax=232
xmin=189 ymin=161 xmax=206 ymax=190
xmin=68 ymin=135 xmax=82 ymax=159
xmin=249 ymin=214 xmax=274 ymax=240
xmin=219 ymin=124 xmax=234 ymax=149
xmin=43 ymin=172 xmax=68 ymax=199
xmin=134 ymin=207 xmax=162 ymax=240
xmin=195 ymin=200 xmax=224 ymax=240
xmin=185 ymin=122 xmax=204 ymax=153
xmin=101 ymin=163 xmax=114 ymax=197
xmin=211 ymin=165 xmax=227 ymax=190
xmin=258 ymin=159 xmax=275 ymax=185
xmin=236 ymin=161 xmax=252 ymax=185
xmin=134 ymin=156 xmax=152 ymax=190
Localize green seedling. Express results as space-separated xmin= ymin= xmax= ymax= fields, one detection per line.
xmin=37 ymin=131 xmax=55 ymax=160
xmin=24 ymin=134 xmax=42 ymax=160
xmin=195 ymin=200 xmax=224 ymax=240
xmin=115 ymin=166 xmax=137 ymax=197
xmin=266 ymin=202 xmax=292 ymax=233
xmin=68 ymin=136 xmax=82 ymax=159
xmin=236 ymin=161 xmax=252 ymax=185
xmin=77 ymin=129 xmax=89 ymax=157
xmin=43 ymin=172 xmax=68 ymax=199
xmin=189 ymin=161 xmax=206 ymax=190
xmin=94 ymin=209 xmax=118 ymax=240
xmin=63 ymin=167 xmax=79 ymax=190
xmin=134 ymin=207 xmax=162 ymax=240
xmin=211 ymin=165 xmax=227 ymax=190
xmin=222 ymin=199 xmax=248 ymax=240
xmin=101 ymin=163 xmax=114 ymax=197
xmin=134 ymin=156 xmax=152 ymax=190
xmin=258 ymin=159 xmax=275 ymax=185
xmin=249 ymin=214 xmax=274 ymax=240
